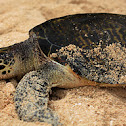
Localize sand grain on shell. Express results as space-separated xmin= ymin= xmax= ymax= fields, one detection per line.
xmin=87 ymin=43 xmax=126 ymax=84
xmin=51 ymin=43 xmax=126 ymax=84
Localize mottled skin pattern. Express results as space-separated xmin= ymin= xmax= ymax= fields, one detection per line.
xmin=0 ymin=36 xmax=47 ymax=80
xmin=15 ymin=51 xmax=83 ymax=126
xmin=15 ymin=68 xmax=60 ymax=125
xmin=0 ymin=13 xmax=126 ymax=125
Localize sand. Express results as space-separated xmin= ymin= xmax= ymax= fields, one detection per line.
xmin=0 ymin=0 xmax=126 ymax=126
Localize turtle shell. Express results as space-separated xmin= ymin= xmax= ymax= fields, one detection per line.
xmin=29 ymin=13 xmax=126 ymax=84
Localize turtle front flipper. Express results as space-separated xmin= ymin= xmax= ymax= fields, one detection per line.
xmin=14 ymin=59 xmax=86 ymax=125
xmin=14 ymin=70 xmax=61 ymax=126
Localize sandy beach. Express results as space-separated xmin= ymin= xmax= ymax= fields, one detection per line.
xmin=0 ymin=0 xmax=126 ymax=125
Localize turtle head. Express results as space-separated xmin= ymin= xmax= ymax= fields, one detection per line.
xmin=0 ymin=37 xmax=48 ymax=80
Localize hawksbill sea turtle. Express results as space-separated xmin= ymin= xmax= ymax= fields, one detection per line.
xmin=0 ymin=13 xmax=126 ymax=125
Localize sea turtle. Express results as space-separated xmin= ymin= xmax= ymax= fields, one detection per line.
xmin=0 ymin=13 xmax=126 ymax=125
